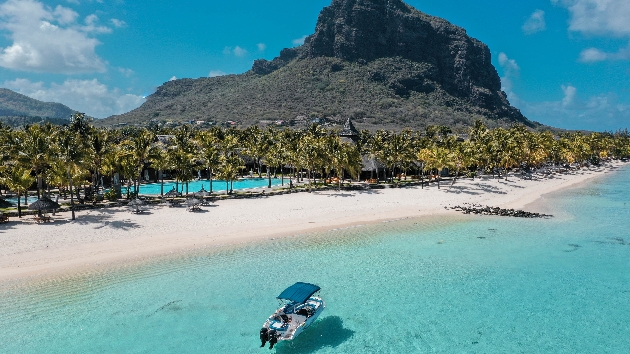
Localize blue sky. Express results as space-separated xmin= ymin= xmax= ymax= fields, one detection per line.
xmin=0 ymin=0 xmax=628 ymax=131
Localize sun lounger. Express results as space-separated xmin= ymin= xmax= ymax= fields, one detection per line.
xmin=33 ymin=215 xmax=52 ymax=223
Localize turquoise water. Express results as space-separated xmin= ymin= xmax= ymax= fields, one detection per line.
xmin=0 ymin=179 xmax=284 ymax=206
xmin=127 ymin=178 xmax=286 ymax=195
xmin=2 ymin=196 xmax=39 ymax=207
xmin=1 ymin=166 xmax=629 ymax=353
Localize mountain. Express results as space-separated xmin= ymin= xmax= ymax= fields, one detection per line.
xmin=0 ymin=88 xmax=76 ymax=127
xmin=102 ymin=0 xmax=539 ymax=131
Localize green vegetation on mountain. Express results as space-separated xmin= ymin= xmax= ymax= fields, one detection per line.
xmin=0 ymin=89 xmax=75 ymax=127
xmin=102 ymin=0 xmax=539 ymax=131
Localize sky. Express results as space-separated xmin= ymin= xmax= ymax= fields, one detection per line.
xmin=0 ymin=0 xmax=628 ymax=131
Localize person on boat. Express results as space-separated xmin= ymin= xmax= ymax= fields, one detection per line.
xmin=259 ymin=328 xmax=268 ymax=347
xmin=268 ymin=330 xmax=279 ymax=350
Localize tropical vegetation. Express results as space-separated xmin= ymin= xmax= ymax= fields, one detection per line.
xmin=1 ymin=114 xmax=630 ymax=217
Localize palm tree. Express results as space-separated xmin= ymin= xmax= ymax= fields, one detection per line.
xmin=297 ymin=125 xmax=327 ymax=190
xmin=170 ymin=148 xmax=195 ymax=196
xmin=450 ymin=140 xmax=476 ymax=186
xmin=4 ymin=166 xmax=35 ymax=218
xmin=329 ymin=137 xmax=362 ymax=191
xmin=122 ymin=129 xmax=157 ymax=195
xmin=373 ymin=130 xmax=393 ymax=182
xmin=54 ymin=127 xmax=87 ymax=220
xmin=85 ymin=128 xmax=111 ymax=195
xmin=197 ymin=130 xmax=220 ymax=193
xmin=418 ymin=146 xmax=453 ymax=189
xmin=216 ymin=154 xmax=244 ymax=194
xmin=280 ymin=129 xmax=300 ymax=190
xmin=150 ymin=144 xmax=171 ymax=197
xmin=14 ymin=123 xmax=54 ymax=198
xmin=242 ymin=126 xmax=270 ymax=177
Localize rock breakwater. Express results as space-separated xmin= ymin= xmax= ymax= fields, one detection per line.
xmin=450 ymin=203 xmax=553 ymax=218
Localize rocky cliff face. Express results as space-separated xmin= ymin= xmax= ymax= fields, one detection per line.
xmin=248 ymin=0 xmax=523 ymax=124
xmin=104 ymin=0 xmax=534 ymax=129
xmin=310 ymin=0 xmax=500 ymax=97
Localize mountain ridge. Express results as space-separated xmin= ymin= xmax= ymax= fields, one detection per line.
xmin=0 ymin=88 xmax=76 ymax=127
xmin=102 ymin=0 xmax=539 ymax=131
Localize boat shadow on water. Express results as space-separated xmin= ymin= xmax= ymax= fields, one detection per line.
xmin=274 ymin=316 xmax=354 ymax=354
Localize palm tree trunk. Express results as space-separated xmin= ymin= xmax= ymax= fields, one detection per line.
xmin=37 ymin=175 xmax=41 ymax=199
xmin=17 ymin=190 xmax=21 ymax=218
xmin=67 ymin=167 xmax=75 ymax=220
xmin=267 ymin=167 xmax=272 ymax=188
xmin=225 ymin=181 xmax=229 ymax=194
xmin=209 ymin=169 xmax=213 ymax=194
xmin=257 ymin=159 xmax=262 ymax=178
xmin=160 ymin=170 xmax=164 ymax=197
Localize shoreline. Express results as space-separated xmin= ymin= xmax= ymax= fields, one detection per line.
xmin=1 ymin=162 xmax=626 ymax=285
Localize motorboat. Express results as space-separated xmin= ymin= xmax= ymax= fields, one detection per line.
xmin=259 ymin=282 xmax=325 ymax=349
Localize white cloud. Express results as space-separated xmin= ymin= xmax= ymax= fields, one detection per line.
xmin=117 ymin=67 xmax=134 ymax=77
xmin=3 ymin=78 xmax=145 ymax=118
xmin=561 ymin=84 xmax=577 ymax=107
xmin=498 ymin=53 xmax=520 ymax=104
xmin=169 ymin=76 xmax=177 ymax=81
xmin=0 ymin=0 xmax=111 ymax=73
xmin=209 ymin=70 xmax=226 ymax=77
xmin=81 ymin=13 xmax=111 ymax=34
xmin=53 ymin=5 xmax=78 ymax=25
xmin=110 ymin=18 xmax=126 ymax=28
xmin=518 ymin=85 xmax=630 ymax=130
xmin=257 ymin=43 xmax=266 ymax=51
xmin=579 ymin=47 xmax=608 ymax=62
xmin=558 ymin=0 xmax=630 ymax=37
xmin=292 ymin=35 xmax=308 ymax=46
xmin=498 ymin=52 xmax=520 ymax=72
xmin=223 ymin=46 xmax=248 ymax=57
xmin=555 ymin=0 xmax=630 ymax=62
xmin=233 ymin=46 xmax=247 ymax=57
xmin=522 ymin=9 xmax=546 ymax=34
xmin=579 ymin=43 xmax=630 ymax=62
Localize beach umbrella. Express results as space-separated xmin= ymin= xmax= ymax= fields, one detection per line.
xmin=28 ymin=196 xmax=60 ymax=212
xmin=128 ymin=198 xmax=145 ymax=207
xmin=128 ymin=198 xmax=145 ymax=213
xmin=193 ymin=186 xmax=210 ymax=198
xmin=185 ymin=198 xmax=201 ymax=207
xmin=165 ymin=188 xmax=181 ymax=198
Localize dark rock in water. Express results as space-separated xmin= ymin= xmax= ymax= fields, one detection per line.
xmin=451 ymin=203 xmax=552 ymax=218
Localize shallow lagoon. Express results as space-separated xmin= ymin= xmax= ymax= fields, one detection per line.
xmin=1 ymin=166 xmax=628 ymax=353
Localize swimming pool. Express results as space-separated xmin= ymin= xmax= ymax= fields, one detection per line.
xmin=125 ymin=178 xmax=287 ymax=195
xmin=1 ymin=196 xmax=39 ymax=207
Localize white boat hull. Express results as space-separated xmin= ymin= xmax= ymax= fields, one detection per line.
xmin=263 ymin=296 xmax=325 ymax=341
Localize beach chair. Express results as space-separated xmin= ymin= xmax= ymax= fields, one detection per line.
xmin=33 ymin=215 xmax=52 ymax=223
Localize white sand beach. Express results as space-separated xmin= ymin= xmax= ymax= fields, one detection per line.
xmin=0 ymin=163 xmax=625 ymax=283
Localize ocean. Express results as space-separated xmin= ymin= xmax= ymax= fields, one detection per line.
xmin=1 ymin=165 xmax=628 ymax=353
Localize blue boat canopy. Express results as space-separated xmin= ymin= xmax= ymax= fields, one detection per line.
xmin=277 ymin=282 xmax=321 ymax=304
